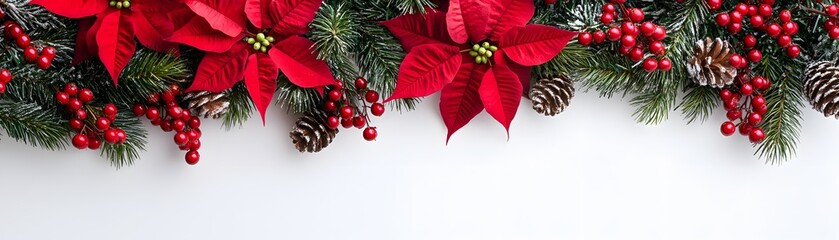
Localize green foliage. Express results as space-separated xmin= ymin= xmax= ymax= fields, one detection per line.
xmin=100 ymin=110 xmax=148 ymax=168
xmin=0 ymin=99 xmax=67 ymax=150
xmin=223 ymin=83 xmax=255 ymax=130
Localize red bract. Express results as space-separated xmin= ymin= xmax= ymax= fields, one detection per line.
xmin=31 ymin=0 xmax=179 ymax=84
xmin=382 ymin=0 xmax=574 ymax=141
xmin=170 ymin=0 xmax=336 ymax=122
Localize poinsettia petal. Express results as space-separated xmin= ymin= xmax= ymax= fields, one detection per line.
xmin=169 ymin=16 xmax=242 ymax=53
xmin=96 ymin=10 xmax=136 ymax=85
xmin=185 ymin=0 xmax=248 ymax=37
xmin=188 ymin=43 xmax=251 ymax=92
xmin=446 ymin=0 xmax=489 ymax=44
xmin=83 ymin=16 xmax=103 ymax=62
xmin=495 ymin=51 xmax=531 ymax=97
xmin=269 ymin=0 xmax=324 ymax=37
xmin=485 ymin=0 xmax=534 ymax=41
xmin=244 ymin=53 xmax=279 ymax=124
xmin=385 ymin=44 xmax=462 ymax=101
xmin=131 ymin=11 xmax=179 ymax=54
xmin=499 ymin=24 xmax=576 ymax=66
xmin=440 ymin=62 xmax=488 ymax=143
xmin=268 ymin=36 xmax=335 ymax=88
xmin=245 ymin=0 xmax=274 ymax=29
xmin=479 ymin=63 xmax=522 ymax=135
xmin=30 ymin=0 xmax=108 ymax=18
xmin=72 ymin=18 xmax=96 ymax=65
xmin=380 ymin=11 xmax=453 ymax=52
xmin=169 ymin=7 xmax=197 ymax=29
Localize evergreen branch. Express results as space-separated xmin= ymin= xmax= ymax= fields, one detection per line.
xmin=311 ymin=2 xmax=360 ymax=60
xmin=222 ymin=83 xmax=253 ymax=130
xmin=0 ymin=99 xmax=67 ymax=150
xmin=80 ymin=49 xmax=187 ymax=106
xmin=2 ymin=0 xmax=67 ymax=35
xmin=100 ymin=110 xmax=147 ymax=168
xmin=754 ymin=57 xmax=804 ymax=164
xmin=678 ymin=85 xmax=719 ymax=124
xmin=394 ymin=0 xmax=436 ymax=14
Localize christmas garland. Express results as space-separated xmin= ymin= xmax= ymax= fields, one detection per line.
xmin=0 ymin=0 xmax=837 ymax=166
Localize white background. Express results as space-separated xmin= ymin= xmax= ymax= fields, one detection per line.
xmin=1 ymin=91 xmax=838 ymax=240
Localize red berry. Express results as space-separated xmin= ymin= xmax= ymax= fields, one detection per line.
xmin=602 ymin=3 xmax=616 ymax=14
xmin=753 ymin=104 xmax=768 ymax=115
xmin=332 ymin=81 xmax=344 ymax=90
xmin=36 ymin=56 xmax=52 ymax=70
xmin=728 ymin=22 xmax=742 ymax=34
xmin=23 ymin=46 xmax=38 ymax=63
xmin=16 ymin=34 xmax=30 ymax=48
xmin=749 ymin=15 xmax=764 ymax=27
xmin=748 ymin=112 xmax=762 ymax=125
xmin=766 ymin=23 xmax=782 ymax=37
xmin=324 ymin=100 xmax=337 ymax=112
xmin=173 ymin=119 xmax=186 ymax=132
xmin=578 ymin=32 xmax=592 ymax=46
xmin=726 ymin=109 xmax=742 ymax=121
xmin=64 ymin=83 xmax=79 ymax=96
xmin=132 ymin=104 xmax=147 ymax=116
xmin=66 ymin=98 xmax=82 ymax=111
xmin=828 ymin=4 xmax=839 ymax=16
xmin=640 ymin=22 xmax=656 ymax=36
xmin=103 ymin=103 xmax=118 ymax=116
xmin=779 ymin=10 xmax=791 ymax=23
xmin=365 ymin=90 xmax=380 ymax=103
xmin=75 ymin=109 xmax=87 ymax=120
xmin=783 ymin=22 xmax=798 ymax=35
xmin=88 ymin=137 xmax=102 ymax=150
xmin=715 ymin=13 xmax=730 ymax=26
xmin=743 ymin=34 xmax=757 ymax=48
xmin=748 ymin=49 xmax=762 ymax=63
xmin=786 ymin=44 xmax=801 ymax=58
xmin=363 ymin=127 xmax=378 ymax=141
xmin=739 ymin=123 xmax=753 ymax=136
xmin=355 ymin=77 xmax=368 ymax=89
xmin=720 ymin=89 xmax=733 ymax=101
xmin=341 ymin=116 xmax=353 ymax=129
xmin=627 ymin=8 xmax=644 ymax=22
xmin=175 ymin=132 xmax=189 ymax=146
xmin=340 ymin=106 xmax=353 ymax=119
xmin=78 ymin=88 xmax=94 ymax=103
xmin=749 ymin=128 xmax=766 ymax=143
xmin=189 ymin=140 xmax=201 ymax=151
xmin=167 ymin=106 xmax=184 ymax=119
xmin=620 ymin=35 xmax=636 ymax=47
xmin=161 ymin=91 xmax=175 ymax=103
xmin=115 ymin=129 xmax=127 ymax=143
xmin=658 ymin=58 xmax=672 ymax=71
xmin=593 ymin=30 xmax=606 ymax=43
xmin=628 ymin=48 xmax=644 ymax=62
xmin=751 ymin=76 xmax=769 ymax=90
xmin=621 ymin=22 xmax=638 ymax=36
xmin=0 ymin=69 xmax=10 ymax=84
xmin=95 ymin=118 xmax=111 ymax=130
xmin=56 ymin=92 xmax=70 ymax=105
xmin=188 ymin=116 xmax=201 ymax=129
xmin=72 ymin=134 xmax=89 ymax=149
xmin=69 ymin=119 xmax=84 ymax=130
xmin=326 ymin=115 xmax=340 ymax=129
xmin=758 ymin=4 xmax=773 ymax=17
xmin=187 ymin=130 xmax=200 ymax=141
xmin=352 ymin=116 xmax=366 ymax=129
xmin=720 ymin=121 xmax=736 ymax=136
xmin=642 ymin=58 xmax=658 ymax=72
xmin=185 ymin=151 xmax=200 ymax=165
xmin=371 ymin=103 xmax=385 ymax=116
xmin=600 ymin=13 xmax=615 ymax=24
xmin=146 ymin=107 xmax=161 ymax=120
xmin=0 ymin=83 xmax=5 ymax=94
xmin=5 ymin=25 xmax=22 ymax=38
xmin=777 ymin=35 xmax=791 ymax=47
xmin=328 ymin=89 xmax=342 ymax=101
xmin=741 ymin=84 xmax=754 ymax=96
xmin=607 ymin=27 xmax=622 ymax=41
xmin=752 ymin=96 xmax=766 ymax=108
xmin=649 ymin=41 xmax=664 ymax=55
xmin=41 ymin=46 xmax=57 ymax=60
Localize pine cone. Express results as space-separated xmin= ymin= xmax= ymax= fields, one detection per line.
xmin=290 ymin=111 xmax=339 ymax=153
xmin=803 ymin=61 xmax=839 ymax=118
xmin=182 ymin=91 xmax=230 ymax=119
xmin=529 ymin=75 xmax=574 ymax=116
xmin=687 ymin=38 xmax=737 ymax=88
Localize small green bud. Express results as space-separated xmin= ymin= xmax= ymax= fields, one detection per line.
xmin=472 ymin=44 xmax=480 ymax=51
xmin=247 ymin=38 xmax=256 ymax=44
xmin=109 ymin=1 xmax=116 ymax=6
xmin=482 ymin=42 xmax=490 ymax=48
xmin=485 ymin=51 xmax=493 ymax=58
xmin=489 ymin=46 xmax=498 ymax=52
xmin=469 ymin=51 xmax=478 ymax=57
xmin=478 ymin=47 xmax=487 ymax=55
xmin=266 ymin=36 xmax=275 ymax=42
xmin=122 ymin=1 xmax=130 ymax=7
xmin=475 ymin=56 xmax=482 ymax=64
xmin=116 ymin=1 xmax=123 ymax=8
xmin=261 ymin=46 xmax=267 ymax=52
xmin=253 ymin=42 xmax=262 ymax=50
xmin=256 ymin=33 xmax=265 ymax=41
xmin=261 ymin=40 xmax=270 ymax=46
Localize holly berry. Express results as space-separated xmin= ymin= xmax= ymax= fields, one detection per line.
xmin=95 ymin=118 xmax=111 ymax=130
xmin=41 ymin=46 xmax=57 ymax=60
xmin=352 ymin=116 xmax=366 ymax=129
xmin=363 ymin=127 xmax=378 ymax=141
xmin=23 ymin=46 xmax=38 ymax=63
xmin=324 ymin=100 xmax=337 ymax=112
xmin=185 ymin=150 xmax=200 ymax=165
xmin=326 ymin=115 xmax=340 ymax=129
xmin=174 ymin=132 xmax=189 ymax=146
xmin=103 ymin=103 xmax=118 ymax=116
xmin=16 ymin=34 xmax=30 ymax=48
xmin=749 ymin=128 xmax=766 ymax=143
xmin=642 ymin=58 xmax=658 ymax=72
xmin=341 ymin=116 xmax=353 ymax=128
xmin=56 ymin=92 xmax=70 ymax=105
xmin=365 ymin=90 xmax=380 ymax=103
xmin=72 ymin=134 xmax=89 ymax=149
xmin=371 ymin=103 xmax=385 ymax=116
xmin=355 ymin=77 xmax=368 ymax=89
xmin=328 ymin=89 xmax=342 ymax=101
xmin=747 ymin=112 xmax=762 ymax=125
xmin=340 ymin=106 xmax=354 ymax=119
xmin=78 ymin=88 xmax=94 ymax=103
xmin=721 ymin=121 xmax=736 ymax=136
xmin=132 ymin=104 xmax=147 ymax=116
xmin=36 ymin=56 xmax=52 ymax=70
xmin=578 ymin=32 xmax=593 ymax=46
xmin=658 ymin=58 xmax=672 ymax=71
xmin=63 ymin=83 xmax=79 ymax=96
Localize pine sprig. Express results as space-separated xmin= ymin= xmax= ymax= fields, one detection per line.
xmin=311 ymin=3 xmax=360 ymax=60
xmin=754 ymin=57 xmax=805 ymax=164
xmin=678 ymin=85 xmax=719 ymax=124
xmin=100 ymin=110 xmax=148 ymax=168
xmin=222 ymin=83 xmax=254 ymax=130
xmin=0 ymin=99 xmax=67 ymax=150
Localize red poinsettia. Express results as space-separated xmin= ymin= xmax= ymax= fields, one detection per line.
xmin=382 ymin=0 xmax=575 ymax=141
xmin=168 ymin=0 xmax=335 ymax=122
xmin=31 ymin=0 xmax=179 ymax=84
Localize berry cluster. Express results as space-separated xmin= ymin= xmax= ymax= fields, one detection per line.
xmin=4 ymin=20 xmax=56 ymax=70
xmin=719 ymin=73 xmax=770 ymax=143
xmin=810 ymin=3 xmax=839 ymax=39
xmin=55 ymin=83 xmax=127 ymax=150
xmin=577 ymin=0 xmax=672 ymax=72
xmin=132 ymin=85 xmax=203 ymax=165
xmin=710 ymin=0 xmax=802 ymax=59
xmin=323 ymin=77 xmax=385 ymax=141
